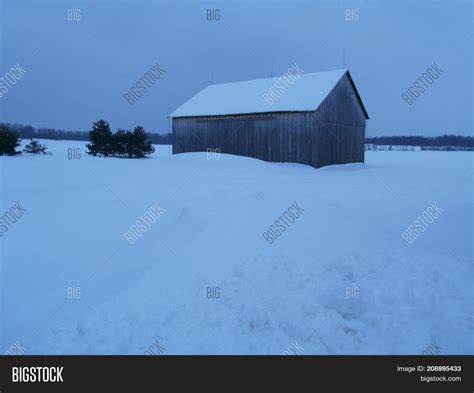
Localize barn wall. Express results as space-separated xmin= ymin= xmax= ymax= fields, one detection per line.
xmin=172 ymin=112 xmax=316 ymax=165
xmin=312 ymin=73 xmax=366 ymax=167
xmin=172 ymin=73 xmax=367 ymax=168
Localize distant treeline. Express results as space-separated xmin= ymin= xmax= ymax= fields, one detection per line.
xmin=0 ymin=123 xmax=172 ymax=145
xmin=365 ymin=135 xmax=473 ymax=148
xmin=2 ymin=123 xmax=472 ymax=149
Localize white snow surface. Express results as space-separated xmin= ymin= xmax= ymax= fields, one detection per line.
xmin=169 ymin=69 xmax=347 ymax=117
xmin=1 ymin=140 xmax=472 ymax=354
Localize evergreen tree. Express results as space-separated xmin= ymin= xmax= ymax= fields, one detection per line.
xmin=86 ymin=120 xmax=113 ymax=156
xmin=131 ymin=126 xmax=155 ymax=157
xmin=113 ymin=129 xmax=131 ymax=157
xmin=24 ymin=139 xmax=48 ymax=154
xmin=0 ymin=125 xmax=21 ymax=155
xmin=86 ymin=121 xmax=154 ymax=158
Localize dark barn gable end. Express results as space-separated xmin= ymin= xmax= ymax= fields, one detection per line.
xmin=170 ymin=69 xmax=369 ymax=168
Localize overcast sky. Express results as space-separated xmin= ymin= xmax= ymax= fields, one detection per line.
xmin=0 ymin=0 xmax=472 ymax=136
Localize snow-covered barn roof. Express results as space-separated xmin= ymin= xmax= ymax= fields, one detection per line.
xmin=169 ymin=68 xmax=368 ymax=118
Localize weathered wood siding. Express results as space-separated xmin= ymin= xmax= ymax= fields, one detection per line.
xmin=172 ymin=73 xmax=366 ymax=168
xmin=313 ymin=73 xmax=367 ymax=167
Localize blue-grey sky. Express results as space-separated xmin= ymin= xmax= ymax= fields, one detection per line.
xmin=0 ymin=0 xmax=472 ymax=136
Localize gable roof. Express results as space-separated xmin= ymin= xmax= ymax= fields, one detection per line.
xmin=169 ymin=68 xmax=369 ymax=119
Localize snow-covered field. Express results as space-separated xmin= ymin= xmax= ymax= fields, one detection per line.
xmin=1 ymin=140 xmax=472 ymax=354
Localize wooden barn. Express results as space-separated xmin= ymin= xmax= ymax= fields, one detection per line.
xmin=169 ymin=68 xmax=369 ymax=168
